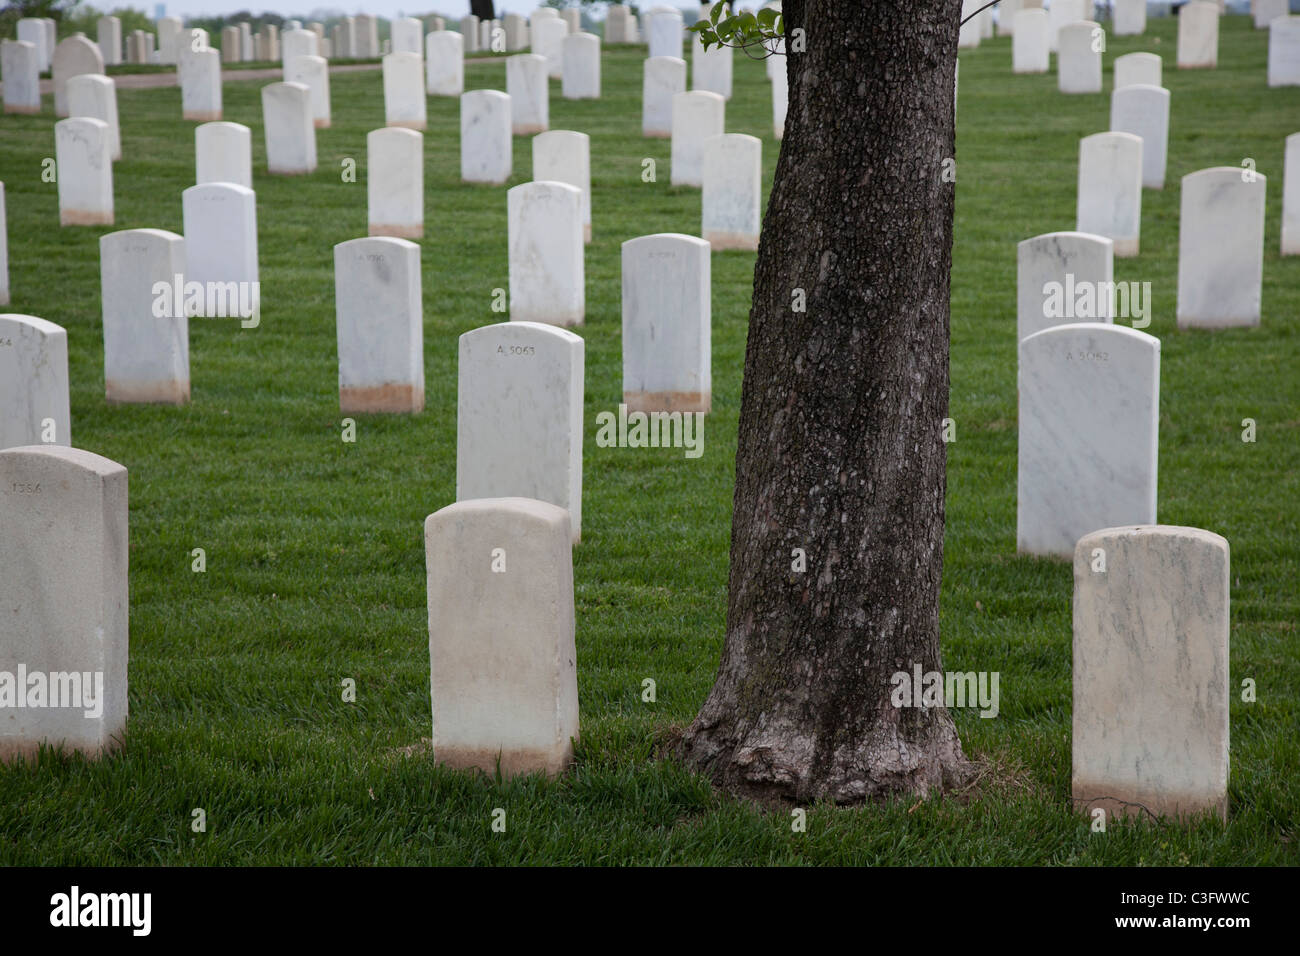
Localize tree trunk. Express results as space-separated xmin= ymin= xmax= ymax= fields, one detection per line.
xmin=677 ymin=0 xmax=972 ymax=805
xmin=470 ymin=0 xmax=496 ymax=22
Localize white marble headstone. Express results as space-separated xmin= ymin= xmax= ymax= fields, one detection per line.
xmin=286 ymin=54 xmax=331 ymax=128
xmin=702 ymin=133 xmax=761 ymax=251
xmin=1109 ymin=84 xmax=1169 ymax=190
xmin=2 ymin=41 xmax=41 ymax=114
xmin=507 ymin=54 xmax=549 ymax=135
xmin=425 ymin=496 xmax=579 ymax=777
xmin=643 ymin=56 xmax=686 ymax=137
xmin=1058 ymin=21 xmax=1103 ymax=94
xmin=562 ymin=32 xmax=600 ymax=99
xmin=261 ymin=81 xmax=316 ymax=174
xmin=1177 ymin=1 xmax=1219 ymax=70
xmin=368 ymin=127 xmax=424 ymax=238
xmin=0 ymin=314 xmax=70 ymax=450
xmin=1076 ymin=131 xmax=1143 ymax=257
xmin=383 ymin=52 xmax=427 ymax=130
xmin=1255 ymin=0 xmax=1289 ymax=29
xmin=461 ymin=89 xmax=512 ymax=184
xmin=182 ymin=182 xmax=258 ymax=289
xmin=647 ymin=9 xmax=684 ymax=59
xmin=1113 ymin=51 xmax=1161 ymax=89
xmin=426 ymin=30 xmax=464 ymax=96
xmin=195 ymin=122 xmax=252 ymax=189
xmin=0 ymin=445 xmax=128 ymax=763
xmin=1017 ymin=323 xmax=1159 ymax=558
xmin=1012 ymin=9 xmax=1049 ymax=74
xmin=532 ymin=18 xmax=568 ymax=79
xmin=692 ymin=28 xmax=732 ymax=99
xmin=671 ymin=91 xmax=725 ymax=188
xmin=533 ymin=131 xmax=591 ymax=243
xmin=456 ymin=321 xmax=585 ymax=542
xmin=99 ymin=229 xmax=189 ymax=405
xmin=1016 ymin=231 xmax=1115 ymax=341
xmin=1283 ymin=132 xmax=1300 ymax=256
xmin=52 ymin=35 xmax=105 ymax=117
xmin=67 ymin=74 xmax=120 ymax=162
xmin=391 ymin=17 xmax=424 ymax=55
xmin=1268 ymin=17 xmax=1300 ymax=87
xmin=1113 ymin=0 xmax=1146 ymax=36
xmin=508 ymin=181 xmax=584 ymax=326
xmin=333 ymin=237 xmax=424 ymax=414
xmin=1047 ymin=0 xmax=1087 ymax=53
xmin=621 ymin=233 xmax=711 ymax=413
xmin=179 ymin=46 xmax=222 ymax=121
xmin=55 ymin=116 xmax=113 ymax=226
xmin=1176 ymin=167 xmax=1266 ymax=328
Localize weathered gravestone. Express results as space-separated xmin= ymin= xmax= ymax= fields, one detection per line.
xmin=1177 ymin=1 xmax=1219 ymax=70
xmin=52 ymin=35 xmax=105 ymax=117
xmin=0 ymin=314 xmax=70 ymax=450
xmin=1256 ymin=0 xmax=1289 ymax=29
xmin=195 ymin=122 xmax=252 ymax=189
xmin=333 ymin=237 xmax=424 ymax=414
xmin=1018 ymin=323 xmax=1158 ymax=558
xmin=692 ymin=26 xmax=732 ymax=99
xmin=1073 ymin=525 xmax=1229 ymax=822
xmin=461 ymin=89 xmax=512 ymax=184
xmin=2 ymin=41 xmax=41 ymax=114
xmin=368 ymin=127 xmax=424 ymax=238
xmin=1110 ymin=84 xmax=1169 ymax=190
xmin=508 ymin=181 xmax=584 ymax=325
xmin=1077 ymin=131 xmax=1143 ymax=257
xmin=425 ymin=497 xmax=579 ymax=777
xmin=15 ymin=19 xmax=47 ymax=71
xmin=391 ymin=17 xmax=423 ymax=55
xmin=1016 ymin=231 xmax=1115 ymax=341
xmin=461 ymin=14 xmax=480 ymax=53
xmin=286 ymin=54 xmax=331 ymax=128
xmin=621 ymin=233 xmax=711 ymax=413
xmin=1176 ymin=167 xmax=1266 ymax=328
xmin=99 ymin=229 xmax=189 ymax=405
xmin=562 ymin=32 xmax=600 ymax=99
xmin=1047 ymin=0 xmax=1087 ymax=52
xmin=507 ymin=54 xmax=549 ymax=135
xmin=261 ymin=82 xmax=316 ymax=174
xmin=702 ymin=133 xmax=762 ymax=251
xmin=97 ymin=15 xmax=122 ymax=65
xmin=671 ymin=91 xmax=725 ymax=188
xmin=647 ymin=8 xmax=684 ymax=59
xmin=1113 ymin=51 xmax=1161 ymax=89
xmin=0 ymin=445 xmax=128 ymax=763
xmin=533 ymin=131 xmax=591 ymax=243
xmin=426 ymin=30 xmax=464 ymax=96
xmin=55 ymin=117 xmax=113 ymax=226
xmin=643 ymin=56 xmax=686 ymax=137
xmin=457 ymin=322 xmax=584 ymax=542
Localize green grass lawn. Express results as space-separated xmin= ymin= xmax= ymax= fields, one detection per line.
xmin=0 ymin=14 xmax=1296 ymax=865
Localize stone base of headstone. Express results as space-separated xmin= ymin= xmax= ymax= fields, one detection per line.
xmin=4 ymin=104 xmax=41 ymax=115
xmin=368 ymin=223 xmax=424 ymax=240
xmin=61 ymin=208 xmax=113 ymax=226
xmin=183 ymin=109 xmax=221 ymax=122
xmin=106 ymin=381 xmax=189 ymax=406
xmin=388 ymin=119 xmax=426 ymax=131
xmin=703 ymin=229 xmax=758 ymax=252
xmin=340 ymin=385 xmax=425 ymax=415
xmin=622 ymin=390 xmax=711 ymax=414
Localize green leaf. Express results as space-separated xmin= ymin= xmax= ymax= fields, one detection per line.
xmin=710 ymin=1 xmax=727 ymax=26
xmin=756 ymin=7 xmax=779 ymax=31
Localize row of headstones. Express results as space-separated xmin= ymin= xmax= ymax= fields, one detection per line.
xmin=0 ymin=436 xmax=1231 ymax=822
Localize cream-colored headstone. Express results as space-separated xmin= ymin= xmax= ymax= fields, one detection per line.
xmin=425 ymin=497 xmax=579 ymax=777
xmin=1073 ymin=525 xmax=1229 ymax=822
xmin=52 ymin=35 xmax=104 ymax=117
xmin=702 ymin=133 xmax=761 ymax=251
xmin=507 ymin=53 xmax=549 ymax=134
xmin=2 ymin=41 xmax=41 ymax=114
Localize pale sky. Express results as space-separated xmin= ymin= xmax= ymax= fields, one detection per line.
xmin=148 ymin=2 xmax=757 ymax=19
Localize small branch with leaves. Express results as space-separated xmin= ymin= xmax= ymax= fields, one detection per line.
xmin=688 ymin=1 xmax=784 ymax=59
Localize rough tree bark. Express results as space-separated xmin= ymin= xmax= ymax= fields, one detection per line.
xmin=677 ymin=0 xmax=972 ymax=805
xmin=470 ymin=0 xmax=496 ymax=22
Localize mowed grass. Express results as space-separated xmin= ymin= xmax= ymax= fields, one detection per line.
xmin=0 ymin=15 xmax=1296 ymax=865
